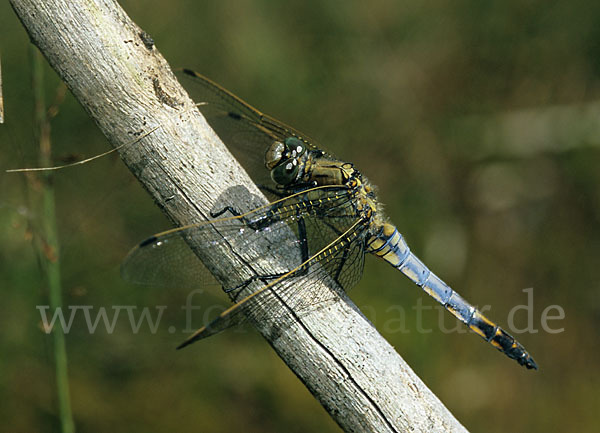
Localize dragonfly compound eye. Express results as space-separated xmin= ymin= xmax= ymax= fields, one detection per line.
xmin=266 ymin=137 xmax=306 ymax=185
xmin=284 ymin=137 xmax=306 ymax=158
xmin=271 ymin=158 xmax=299 ymax=185
xmin=265 ymin=141 xmax=286 ymax=170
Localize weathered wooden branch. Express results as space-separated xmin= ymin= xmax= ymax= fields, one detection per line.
xmin=10 ymin=0 xmax=468 ymax=431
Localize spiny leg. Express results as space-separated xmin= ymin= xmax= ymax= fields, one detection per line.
xmin=210 ymin=201 xmax=285 ymax=231
xmin=224 ymin=207 xmax=312 ymax=300
xmin=256 ymin=181 xmax=318 ymax=199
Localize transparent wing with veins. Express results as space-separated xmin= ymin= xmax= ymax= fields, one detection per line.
xmin=178 ymin=69 xmax=329 ymax=188
xmin=121 ymin=185 xmax=369 ymax=347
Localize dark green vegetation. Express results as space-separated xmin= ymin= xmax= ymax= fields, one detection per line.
xmin=1 ymin=1 xmax=599 ymax=432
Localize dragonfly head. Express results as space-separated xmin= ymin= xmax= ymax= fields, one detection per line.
xmin=265 ymin=137 xmax=307 ymax=186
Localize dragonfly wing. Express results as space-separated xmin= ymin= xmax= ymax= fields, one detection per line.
xmin=178 ymin=69 xmax=328 ymax=188
xmin=122 ymin=185 xmax=368 ymax=346
xmin=121 ymin=232 xmax=218 ymax=289
xmin=179 ymin=69 xmax=321 ymax=148
xmin=302 ymin=204 xmax=367 ymax=291
xmin=177 ymin=210 xmax=370 ymax=348
xmin=191 ymin=96 xmax=275 ymax=188
xmin=121 ymin=215 xmax=305 ymax=291
xmin=122 ymin=185 xmax=361 ymax=288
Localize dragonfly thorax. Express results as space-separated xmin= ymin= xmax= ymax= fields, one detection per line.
xmin=302 ymin=155 xmax=357 ymax=188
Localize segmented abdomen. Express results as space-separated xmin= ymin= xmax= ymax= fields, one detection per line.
xmin=367 ymin=223 xmax=537 ymax=369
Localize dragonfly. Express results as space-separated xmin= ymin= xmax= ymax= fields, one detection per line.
xmin=121 ymin=69 xmax=538 ymax=370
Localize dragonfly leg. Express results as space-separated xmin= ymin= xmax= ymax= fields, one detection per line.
xmin=256 ymin=184 xmax=287 ymax=197
xmin=210 ymin=205 xmax=277 ymax=231
xmin=333 ymin=247 xmax=351 ymax=284
xmin=257 ymin=182 xmax=318 ymax=198
xmin=294 ymin=212 xmax=311 ymax=273
xmin=224 ymin=211 xmax=311 ymax=302
xmin=285 ymin=181 xmax=318 ymax=194
xmin=314 ymin=218 xmax=350 ymax=286
xmin=210 ymin=205 xmax=242 ymax=219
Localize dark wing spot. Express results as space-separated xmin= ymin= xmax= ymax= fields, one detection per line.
xmin=139 ymin=236 xmax=158 ymax=247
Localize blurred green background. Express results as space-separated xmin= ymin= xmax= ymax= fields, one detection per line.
xmin=1 ymin=0 xmax=599 ymax=432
